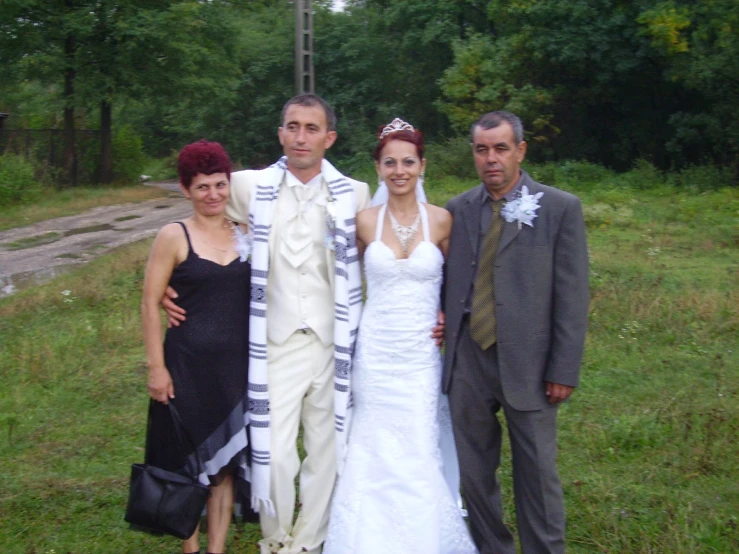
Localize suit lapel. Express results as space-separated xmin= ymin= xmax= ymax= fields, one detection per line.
xmin=463 ymin=191 xmax=481 ymax=254
xmin=497 ymin=219 xmax=520 ymax=254
xmin=497 ymin=171 xmax=536 ymax=255
xmin=326 ymin=231 xmax=335 ymax=291
xmin=268 ymin=175 xmax=285 ymax=262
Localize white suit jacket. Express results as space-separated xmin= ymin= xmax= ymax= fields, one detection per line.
xmin=226 ymin=166 xmax=371 ymax=345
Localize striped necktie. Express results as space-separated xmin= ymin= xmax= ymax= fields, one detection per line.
xmin=470 ymin=199 xmax=505 ymax=350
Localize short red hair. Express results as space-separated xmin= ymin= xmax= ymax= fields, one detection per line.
xmin=177 ymin=140 xmax=232 ymax=188
xmin=372 ymin=128 xmax=425 ymax=161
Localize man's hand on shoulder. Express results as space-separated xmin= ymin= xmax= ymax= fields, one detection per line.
xmin=162 ymin=286 xmax=186 ymax=328
xmin=432 ymin=310 xmax=445 ymax=347
xmin=546 ymin=382 xmax=574 ymax=404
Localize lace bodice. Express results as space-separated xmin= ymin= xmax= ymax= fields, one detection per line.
xmin=357 ymin=203 xmax=444 ymax=369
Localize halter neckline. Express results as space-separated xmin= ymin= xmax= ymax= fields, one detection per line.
xmin=375 ymin=202 xmax=430 ymax=259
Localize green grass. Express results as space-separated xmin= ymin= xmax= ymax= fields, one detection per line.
xmin=5 ymin=231 xmax=62 ymax=250
xmin=0 ymin=185 xmax=170 ymax=231
xmin=0 ymin=176 xmax=737 ymax=553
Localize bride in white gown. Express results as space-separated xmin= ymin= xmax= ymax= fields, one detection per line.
xmin=323 ymin=119 xmax=477 ymax=554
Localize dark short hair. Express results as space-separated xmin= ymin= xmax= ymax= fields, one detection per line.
xmin=280 ymin=93 xmax=337 ymax=132
xmin=470 ymin=111 xmax=524 ymax=144
xmin=177 ymin=140 xmax=232 ymax=189
xmin=372 ymin=127 xmax=425 ymax=161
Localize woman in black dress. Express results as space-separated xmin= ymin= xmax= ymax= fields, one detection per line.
xmin=141 ymin=140 xmax=251 ymax=554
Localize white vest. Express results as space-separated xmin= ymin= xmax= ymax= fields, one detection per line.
xmin=267 ymin=174 xmax=334 ymax=346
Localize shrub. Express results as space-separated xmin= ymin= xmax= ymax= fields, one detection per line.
xmin=555 ymin=161 xmax=615 ymax=189
xmin=667 ymin=164 xmax=735 ymax=191
xmin=112 ymin=125 xmax=146 ymax=183
xmin=623 ymin=159 xmax=664 ymax=189
xmin=141 ymin=151 xmax=179 ymax=182
xmin=0 ymin=153 xmax=41 ymax=205
xmin=425 ymin=136 xmax=477 ymax=181
xmin=333 ymin=150 xmax=375 ymax=185
xmin=525 ymin=162 xmax=558 ymax=187
xmin=526 ymin=161 xmax=620 ymax=191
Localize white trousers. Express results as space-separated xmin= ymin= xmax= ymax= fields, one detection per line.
xmin=259 ymin=331 xmax=336 ymax=554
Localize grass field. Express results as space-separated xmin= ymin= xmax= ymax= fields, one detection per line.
xmin=0 ymin=171 xmax=737 ymax=553
xmin=0 ymin=185 xmax=170 ymax=232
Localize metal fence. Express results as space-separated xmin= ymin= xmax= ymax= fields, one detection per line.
xmin=0 ymin=129 xmax=101 ymax=184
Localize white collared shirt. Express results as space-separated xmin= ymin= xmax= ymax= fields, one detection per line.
xmin=285 ymin=170 xmax=323 ymax=190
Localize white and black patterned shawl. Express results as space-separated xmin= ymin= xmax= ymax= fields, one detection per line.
xmin=247 ymin=156 xmax=362 ymax=515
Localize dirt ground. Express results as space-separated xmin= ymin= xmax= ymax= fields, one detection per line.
xmin=0 ymin=181 xmax=191 ymax=297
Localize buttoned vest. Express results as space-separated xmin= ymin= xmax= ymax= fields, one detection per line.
xmin=266 ymin=175 xmax=334 ymax=346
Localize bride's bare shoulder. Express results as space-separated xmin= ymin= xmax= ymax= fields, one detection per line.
xmin=424 ymin=203 xmax=452 ymax=224
xmin=357 ymin=205 xmax=382 ymax=226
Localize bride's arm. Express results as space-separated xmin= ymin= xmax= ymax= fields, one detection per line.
xmin=422 ymin=204 xmax=451 ymax=346
xmin=357 ymin=236 xmax=367 ymax=259
xmin=355 ymin=207 xmax=378 ymax=261
xmin=426 ymin=204 xmax=453 ymax=258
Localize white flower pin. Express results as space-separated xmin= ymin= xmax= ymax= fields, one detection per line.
xmin=232 ymin=225 xmax=253 ymax=262
xmin=501 ymin=185 xmax=543 ymax=229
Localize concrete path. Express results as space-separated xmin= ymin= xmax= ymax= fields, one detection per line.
xmin=0 ymin=181 xmax=190 ymax=297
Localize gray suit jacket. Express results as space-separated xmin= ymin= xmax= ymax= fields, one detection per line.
xmin=443 ymin=171 xmax=589 ymax=411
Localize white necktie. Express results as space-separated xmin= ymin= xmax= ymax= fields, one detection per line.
xmin=281 ymin=183 xmax=317 ymax=268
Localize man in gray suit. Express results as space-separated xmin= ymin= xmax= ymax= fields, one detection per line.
xmin=443 ymin=111 xmax=589 ymax=554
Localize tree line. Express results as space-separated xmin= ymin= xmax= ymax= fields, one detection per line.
xmin=1 ymin=0 xmax=737 ymax=183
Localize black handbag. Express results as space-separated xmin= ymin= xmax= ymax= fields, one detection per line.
xmin=124 ymin=403 xmax=210 ymax=540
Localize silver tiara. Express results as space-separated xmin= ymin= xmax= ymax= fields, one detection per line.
xmin=380 ymin=118 xmax=415 ymax=139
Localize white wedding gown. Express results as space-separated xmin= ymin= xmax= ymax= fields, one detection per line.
xmin=324 ymin=204 xmax=477 ymax=554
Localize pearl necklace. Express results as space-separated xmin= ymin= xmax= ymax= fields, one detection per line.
xmin=388 ymin=208 xmax=420 ymax=256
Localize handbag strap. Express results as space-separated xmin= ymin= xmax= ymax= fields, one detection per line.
xmin=167 ymin=403 xmax=205 ymax=478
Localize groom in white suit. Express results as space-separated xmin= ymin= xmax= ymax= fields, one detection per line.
xmin=166 ymin=94 xmax=370 ymax=554
xmin=228 ymin=95 xmax=370 ymax=554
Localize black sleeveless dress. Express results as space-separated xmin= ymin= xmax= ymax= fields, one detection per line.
xmin=145 ymin=221 xmax=251 ymax=495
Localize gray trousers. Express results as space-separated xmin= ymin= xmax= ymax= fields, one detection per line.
xmin=448 ymin=322 xmax=565 ymax=554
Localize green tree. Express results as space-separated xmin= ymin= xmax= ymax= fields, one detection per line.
xmin=211 ymin=0 xmax=294 ymax=167
xmin=437 ymin=0 xmax=738 ymax=172
xmin=315 ymin=0 xmax=494 ymax=164
xmin=0 ymin=0 xmax=240 ymax=183
xmin=0 ymin=0 xmax=87 ymax=183
xmin=437 ymin=33 xmax=557 ymax=147
xmin=115 ymin=0 xmax=291 ymax=167
xmin=76 ymin=0 xmax=241 ymax=182
xmin=652 ymin=0 xmax=739 ymax=175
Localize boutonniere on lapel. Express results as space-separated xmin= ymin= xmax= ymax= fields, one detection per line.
xmin=232 ymin=224 xmax=253 ymax=262
xmin=324 ymin=192 xmax=338 ymax=251
xmin=501 ymin=185 xmax=543 ymax=229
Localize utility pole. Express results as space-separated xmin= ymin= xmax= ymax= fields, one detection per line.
xmin=295 ymin=0 xmax=314 ymax=94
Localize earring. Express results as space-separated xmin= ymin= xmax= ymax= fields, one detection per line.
xmin=377 ymin=175 xmax=382 ymax=188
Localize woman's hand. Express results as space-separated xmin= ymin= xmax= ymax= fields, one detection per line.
xmin=148 ymin=367 xmax=175 ymax=404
